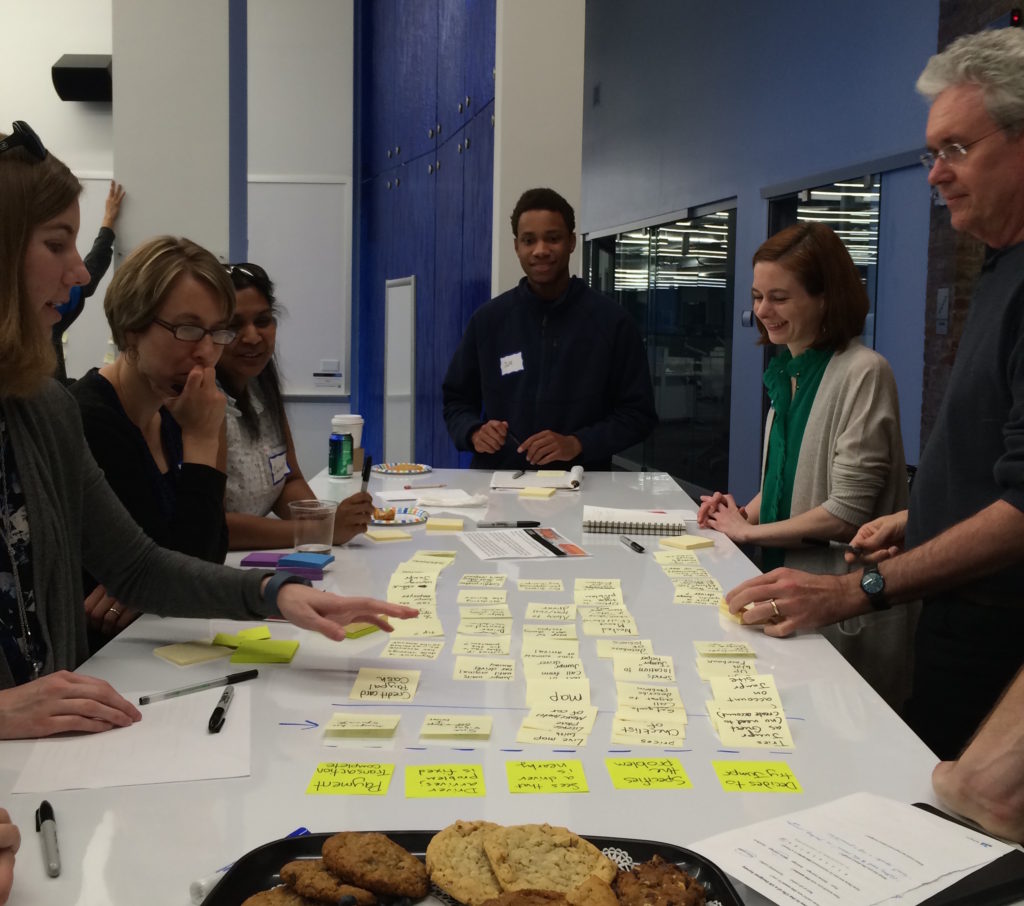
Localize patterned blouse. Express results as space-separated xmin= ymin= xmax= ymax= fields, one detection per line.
xmin=224 ymin=381 xmax=291 ymax=516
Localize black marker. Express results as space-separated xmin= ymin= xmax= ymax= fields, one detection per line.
xmin=801 ymin=536 xmax=861 ymax=555
xmin=35 ymin=800 xmax=60 ymax=877
xmin=208 ymin=685 xmax=235 ymax=733
xmin=478 ymin=521 xmax=541 ymax=528
xmin=361 ymin=455 xmax=373 ymax=494
xmin=619 ymin=535 xmax=645 ymax=553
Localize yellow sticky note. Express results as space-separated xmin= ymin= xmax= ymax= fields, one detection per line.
xmin=366 ymin=527 xmax=413 ymax=542
xmin=519 ymin=486 xmax=556 ymax=498
xmin=707 ymin=704 xmax=794 ymax=748
xmin=427 ymin=517 xmax=464 ymax=532
xmin=405 ymin=764 xmax=485 ymax=798
xmin=518 ymin=579 xmax=564 ymax=592
xmin=230 ymin=638 xmax=299 ymax=663
xmin=696 ymin=655 xmax=757 ymax=679
xmin=421 ymin=550 xmax=458 ymax=559
xmin=453 ymin=656 xmax=516 ymax=681
xmin=521 ymin=657 xmax=586 ymax=681
xmin=506 ymin=759 xmax=588 ymax=794
xmin=521 ymin=637 xmax=580 ymax=658
xmin=582 ymin=617 xmax=638 ymax=637
xmin=456 ymin=619 xmax=511 ymax=636
xmin=574 ymin=578 xmax=621 ymax=590
xmin=153 ymin=641 xmax=232 ymax=666
xmin=460 ymin=604 xmax=512 ymax=620
xmin=718 ymin=598 xmax=744 ymax=624
xmin=459 ymin=573 xmax=508 ymax=587
xmin=380 ymin=639 xmax=445 ymax=660
xmin=524 ymin=603 xmax=576 ymax=621
xmin=212 ymin=625 xmax=272 ymax=648
xmin=654 ymin=550 xmax=700 ymax=565
xmin=516 ymin=725 xmax=590 ymax=747
xmin=611 ymin=715 xmax=687 ymax=746
xmin=388 ymin=617 xmax=445 ymax=638
xmin=616 ymin=682 xmax=687 ymax=718
xmin=710 ymin=674 xmax=782 ymax=709
xmin=452 ymin=635 xmax=511 ymax=656
xmin=713 ymin=760 xmax=802 ymax=792
xmin=419 ymin=714 xmax=493 ymax=739
xmin=606 ymin=757 xmax=692 ymax=790
xmin=613 ymin=653 xmax=676 ymax=684
xmin=349 ymin=667 xmax=421 ymax=702
xmin=576 ymin=588 xmax=624 ymax=606
xmin=306 ymin=762 xmax=393 ymax=795
xmin=695 ymin=641 xmax=757 ymax=658
xmin=537 ymin=470 xmax=565 ymax=477
xmin=457 ymin=589 xmax=508 ymax=605
xmin=522 ymin=624 xmax=578 ymax=640
xmin=522 ymin=704 xmax=598 ymax=735
xmin=525 ymin=678 xmax=591 ymax=707
xmin=660 ymin=535 xmax=714 ymax=551
xmin=324 ymin=713 xmax=401 ymax=737
xmin=595 ymin=639 xmax=653 ymax=658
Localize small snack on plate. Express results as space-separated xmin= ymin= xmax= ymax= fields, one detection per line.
xmin=279 ymin=859 xmax=377 ymax=905
xmin=614 ymin=854 xmax=706 ymax=906
xmin=480 ymin=892 xmax=570 ymax=906
xmin=482 ymin=823 xmax=617 ymax=893
xmin=322 ymin=831 xmax=430 ymax=899
xmin=426 ymin=819 xmax=503 ymax=906
xmin=373 ymin=506 xmax=396 ymax=522
xmin=241 ymin=886 xmax=319 ymax=905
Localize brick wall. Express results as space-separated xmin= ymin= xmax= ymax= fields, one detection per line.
xmin=920 ymin=2 xmax=1017 ymax=446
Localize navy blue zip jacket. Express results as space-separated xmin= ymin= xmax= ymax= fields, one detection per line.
xmin=442 ymin=276 xmax=657 ymax=469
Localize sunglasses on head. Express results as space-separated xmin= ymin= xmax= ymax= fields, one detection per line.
xmin=0 ymin=121 xmax=47 ymax=161
xmin=225 ymin=262 xmax=270 ymax=284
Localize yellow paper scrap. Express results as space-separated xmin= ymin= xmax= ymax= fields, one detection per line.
xmin=456 ymin=619 xmax=511 ymax=636
xmin=427 ymin=517 xmax=464 ymax=532
xmin=674 ymin=588 xmax=725 ymax=606
xmin=459 ymin=604 xmax=512 ymax=620
xmin=718 ymin=598 xmax=744 ymax=624
xmin=459 ymin=573 xmax=508 ymax=588
xmin=457 ymin=589 xmax=508 ymax=605
xmin=660 ymin=535 xmax=714 ymax=551
xmin=420 ymin=550 xmax=458 ymax=559
xmin=696 ymin=655 xmax=757 ymax=679
xmin=419 ymin=714 xmax=493 ymax=739
xmin=574 ymin=578 xmax=621 ymax=590
xmin=520 ymin=638 xmax=580 ymax=658
xmin=453 ymin=656 xmax=516 ymax=681
xmin=611 ymin=715 xmax=687 ymax=746
xmin=388 ymin=616 xmax=445 ymax=638
xmin=153 ymin=641 xmax=231 ymax=666
xmin=306 ymin=762 xmax=393 ymax=795
xmin=518 ymin=579 xmax=564 ymax=592
xmin=516 ymin=725 xmax=590 ymax=747
xmin=695 ymin=641 xmax=757 ymax=658
xmin=525 ymin=678 xmax=591 ymax=707
xmin=522 ymin=623 xmax=578 ymax=640
xmin=452 ymin=635 xmax=511 ymax=656
xmin=582 ymin=616 xmax=638 ymax=637
xmin=710 ymin=674 xmax=782 ymax=709
xmin=522 ymin=704 xmax=598 ymax=734
xmin=606 ymin=757 xmax=692 ymax=790
xmin=521 ymin=657 xmax=587 ymax=681
xmin=405 ymin=764 xmax=486 ymax=798
xmin=524 ymin=603 xmax=576 ymax=621
xmin=713 ymin=760 xmax=802 ymax=792
xmin=519 ymin=486 xmax=556 ymax=498
xmin=349 ymin=667 xmax=421 ymax=702
xmin=576 ymin=588 xmax=624 ymax=606
xmin=612 ymin=653 xmax=676 ymax=684
xmin=324 ymin=713 xmax=401 ymax=737
xmin=616 ymin=682 xmax=687 ymax=719
xmin=212 ymin=625 xmax=272 ymax=648
xmin=707 ymin=703 xmax=794 ymax=748
xmin=230 ymin=638 xmax=299 ymax=663
xmin=596 ymin=639 xmax=653 ymax=658
xmin=537 ymin=470 xmax=565 ymax=477
xmin=653 ymin=550 xmax=700 ymax=565
xmin=506 ymin=759 xmax=588 ymax=794
xmin=366 ymin=527 xmax=413 ymax=542
xmin=380 ymin=639 xmax=445 ymax=660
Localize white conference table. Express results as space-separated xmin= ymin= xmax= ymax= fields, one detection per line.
xmin=0 ymin=468 xmax=942 ymax=905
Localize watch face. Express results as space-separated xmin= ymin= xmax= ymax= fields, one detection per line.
xmin=861 ymin=570 xmax=884 ymax=595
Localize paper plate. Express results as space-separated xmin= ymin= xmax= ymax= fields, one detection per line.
xmin=372 ymin=462 xmax=433 ymax=475
xmin=371 ymin=505 xmax=428 ymax=526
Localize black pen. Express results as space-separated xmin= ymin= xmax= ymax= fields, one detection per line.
xmin=620 ymin=534 xmax=645 ymax=553
xmin=360 ymin=455 xmax=373 ymax=494
xmin=801 ymin=536 xmax=862 ymax=555
xmin=35 ymin=800 xmax=60 ymax=877
xmin=208 ymin=685 xmax=235 ymax=733
xmin=478 ymin=520 xmax=541 ymax=528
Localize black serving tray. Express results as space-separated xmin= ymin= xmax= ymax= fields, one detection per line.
xmin=201 ymin=829 xmax=744 ymax=906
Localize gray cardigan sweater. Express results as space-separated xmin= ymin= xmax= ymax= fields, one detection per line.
xmin=762 ymin=340 xmax=908 ymax=574
xmin=2 ymin=380 xmax=274 ymax=688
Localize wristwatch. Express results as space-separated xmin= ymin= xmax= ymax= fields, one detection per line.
xmin=859 ymin=564 xmax=890 ymax=610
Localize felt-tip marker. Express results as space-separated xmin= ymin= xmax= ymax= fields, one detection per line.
xmin=361 ymin=455 xmax=373 ymax=494
xmin=35 ymin=800 xmax=60 ymax=878
xmin=477 ymin=520 xmax=540 ymax=528
xmin=801 ymin=536 xmax=862 ymax=555
xmin=208 ymin=685 xmax=234 ymax=733
xmin=620 ymin=535 xmax=645 ymax=553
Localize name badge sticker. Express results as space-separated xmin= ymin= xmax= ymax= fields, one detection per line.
xmin=268 ymin=448 xmax=291 ymax=485
xmin=500 ymin=352 xmax=524 ymax=376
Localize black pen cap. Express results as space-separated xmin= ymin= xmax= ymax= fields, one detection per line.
xmin=35 ymin=799 xmax=54 ymax=830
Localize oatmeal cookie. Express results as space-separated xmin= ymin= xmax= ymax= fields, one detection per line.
xmin=614 ymin=854 xmax=706 ymax=906
xmin=566 ymin=876 xmax=619 ymax=906
xmin=321 ymin=831 xmax=430 ymax=899
xmin=241 ymin=886 xmax=320 ymax=906
xmin=482 ymin=824 xmax=617 ymax=893
xmin=426 ymin=819 xmax=503 ymax=906
xmin=480 ymin=891 xmax=570 ymax=906
xmin=279 ymin=858 xmax=377 ymax=905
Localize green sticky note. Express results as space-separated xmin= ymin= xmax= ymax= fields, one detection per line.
xmin=212 ymin=626 xmax=272 ymax=648
xmin=230 ymin=638 xmax=299 ymax=663
xmin=605 ymin=757 xmax=692 ymax=790
xmin=505 ymin=759 xmax=588 ymax=794
xmin=405 ymin=764 xmax=486 ymax=798
xmin=306 ymin=762 xmax=393 ymax=795
xmin=713 ymin=760 xmax=802 ymax=792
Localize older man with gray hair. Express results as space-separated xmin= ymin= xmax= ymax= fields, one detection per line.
xmin=725 ymin=26 xmax=1024 ymax=768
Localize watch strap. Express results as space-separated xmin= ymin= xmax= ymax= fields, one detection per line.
xmin=263 ymin=570 xmax=313 ymax=612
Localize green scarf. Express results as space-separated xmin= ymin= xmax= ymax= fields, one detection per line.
xmin=760 ymin=346 xmax=833 ymax=570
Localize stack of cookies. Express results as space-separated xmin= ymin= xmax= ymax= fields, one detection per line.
xmin=241 ymin=831 xmax=429 ymax=905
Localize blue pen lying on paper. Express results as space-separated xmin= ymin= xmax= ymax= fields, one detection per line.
xmin=138 ymin=669 xmax=258 ymax=705
xmin=36 ymin=800 xmax=60 ymax=878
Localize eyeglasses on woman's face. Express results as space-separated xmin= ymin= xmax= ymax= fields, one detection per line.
xmin=0 ymin=121 xmax=47 ymax=161
xmin=151 ymin=318 xmax=237 ymax=345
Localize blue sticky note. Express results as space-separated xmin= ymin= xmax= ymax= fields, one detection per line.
xmin=278 ymin=552 xmax=335 ymax=568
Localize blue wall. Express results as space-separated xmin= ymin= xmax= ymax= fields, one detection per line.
xmin=582 ymin=0 xmax=938 ymax=499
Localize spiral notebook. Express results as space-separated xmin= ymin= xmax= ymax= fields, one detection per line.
xmin=582 ymin=505 xmax=695 ymax=535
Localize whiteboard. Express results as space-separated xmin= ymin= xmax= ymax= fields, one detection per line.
xmin=384 ymin=276 xmax=415 ymax=462
xmin=247 ymin=178 xmax=351 ymax=396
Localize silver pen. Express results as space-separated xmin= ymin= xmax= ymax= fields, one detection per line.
xmin=36 ymin=800 xmax=60 ymax=877
xmin=138 ymin=669 xmax=258 ymax=705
